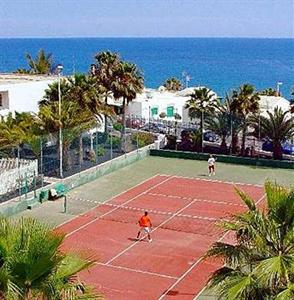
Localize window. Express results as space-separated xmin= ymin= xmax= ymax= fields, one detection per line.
xmin=151 ymin=107 xmax=158 ymax=116
xmin=166 ymin=106 xmax=174 ymax=117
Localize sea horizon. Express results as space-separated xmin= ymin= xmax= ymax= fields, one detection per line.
xmin=1 ymin=37 xmax=293 ymax=98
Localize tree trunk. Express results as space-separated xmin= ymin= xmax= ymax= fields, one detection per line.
xmin=63 ymin=142 xmax=71 ymax=171
xmin=104 ymin=95 xmax=108 ymax=134
xmin=220 ymin=136 xmax=227 ymax=153
xmin=121 ymin=98 xmax=127 ymax=152
xmin=200 ymin=111 xmax=204 ymax=152
xmin=232 ymin=132 xmax=239 ymax=154
xmin=273 ymin=141 xmax=283 ymax=160
xmin=241 ymin=126 xmax=247 ymax=156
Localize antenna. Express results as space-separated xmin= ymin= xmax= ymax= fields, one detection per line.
xmin=182 ymin=71 xmax=192 ymax=88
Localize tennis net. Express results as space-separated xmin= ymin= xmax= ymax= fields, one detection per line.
xmin=92 ymin=202 xmax=224 ymax=237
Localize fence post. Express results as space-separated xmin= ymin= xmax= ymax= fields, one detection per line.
xmin=17 ymin=146 xmax=22 ymax=200
xmin=110 ymin=126 xmax=113 ymax=160
xmin=33 ymin=171 xmax=37 ymax=198
xmin=40 ymin=139 xmax=43 ymax=175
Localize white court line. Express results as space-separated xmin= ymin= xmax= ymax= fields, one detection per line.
xmin=95 ymin=262 xmax=179 ymax=280
xmin=160 ymin=174 xmax=264 ymax=188
xmin=147 ymin=192 xmax=246 ymax=208
xmin=159 ymin=192 xmax=266 ymax=300
xmin=193 ymin=193 xmax=266 ymax=300
xmin=105 ymin=197 xmax=199 ymax=265
xmin=57 ymin=173 xmax=165 ymax=229
xmin=73 ymin=200 xmax=223 ymax=222
xmin=65 ymin=175 xmax=173 ymax=237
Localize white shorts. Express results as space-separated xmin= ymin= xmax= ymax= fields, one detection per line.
xmin=140 ymin=227 xmax=151 ymax=234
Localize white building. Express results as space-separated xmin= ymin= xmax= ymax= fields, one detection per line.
xmin=124 ymin=86 xmax=217 ymax=123
xmin=123 ymin=89 xmax=291 ymax=123
xmin=259 ymin=95 xmax=291 ymax=116
xmin=0 ymin=74 xmax=57 ymax=117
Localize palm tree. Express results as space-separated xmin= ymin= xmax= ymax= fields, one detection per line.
xmin=205 ymin=109 xmax=230 ymax=153
xmin=185 ymin=87 xmax=219 ymax=151
xmin=0 ymin=217 xmax=100 ymax=299
xmin=15 ymin=49 xmax=54 ymax=75
xmin=38 ymin=100 xmax=96 ymax=171
xmin=259 ymin=88 xmax=278 ymax=96
xmin=290 ymin=100 xmax=294 ymax=114
xmin=205 ymin=181 xmax=294 ymax=300
xmin=0 ymin=112 xmax=36 ymax=158
xmin=249 ymin=107 xmax=294 ymax=160
xmin=163 ymin=77 xmax=182 ymax=92
xmin=230 ymin=84 xmax=260 ymax=155
xmin=112 ymin=61 xmax=144 ymax=138
xmin=91 ymin=51 xmax=121 ymax=132
xmin=41 ymin=75 xmax=110 ymax=167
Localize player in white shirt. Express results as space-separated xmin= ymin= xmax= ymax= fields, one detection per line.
xmin=208 ymin=154 xmax=216 ymax=176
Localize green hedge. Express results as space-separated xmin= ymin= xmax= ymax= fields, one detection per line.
xmin=150 ymin=149 xmax=294 ymax=169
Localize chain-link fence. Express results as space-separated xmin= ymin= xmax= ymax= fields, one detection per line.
xmin=0 ymin=122 xmax=156 ymax=203
xmin=125 ymin=113 xmax=294 ymax=159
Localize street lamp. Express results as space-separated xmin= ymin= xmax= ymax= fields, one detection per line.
xmin=57 ymin=64 xmax=63 ymax=178
xmin=277 ymin=82 xmax=283 ymax=96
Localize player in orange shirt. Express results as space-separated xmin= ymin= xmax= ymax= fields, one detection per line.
xmin=136 ymin=211 xmax=152 ymax=242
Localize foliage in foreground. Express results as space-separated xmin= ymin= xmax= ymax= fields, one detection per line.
xmin=205 ymin=181 xmax=294 ymax=299
xmin=0 ymin=217 xmax=101 ymax=299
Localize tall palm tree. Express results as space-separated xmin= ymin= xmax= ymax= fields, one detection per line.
xmin=112 ymin=61 xmax=144 ymax=137
xmin=185 ymin=87 xmax=219 ymax=151
xmin=163 ymin=77 xmax=182 ymax=92
xmin=91 ymin=51 xmax=121 ymax=132
xmin=40 ymin=75 xmax=110 ymax=167
xmin=0 ymin=217 xmax=100 ymax=299
xmin=15 ymin=49 xmax=54 ymax=75
xmin=249 ymin=107 xmax=294 ymax=160
xmin=230 ymin=84 xmax=260 ymax=155
xmin=38 ymin=100 xmax=96 ymax=171
xmin=205 ymin=181 xmax=294 ymax=300
xmin=205 ymin=109 xmax=231 ymax=152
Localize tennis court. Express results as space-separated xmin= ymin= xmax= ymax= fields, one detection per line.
xmin=57 ymin=173 xmax=265 ymax=299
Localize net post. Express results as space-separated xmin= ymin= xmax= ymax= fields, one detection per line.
xmin=63 ymin=195 xmax=67 ymax=213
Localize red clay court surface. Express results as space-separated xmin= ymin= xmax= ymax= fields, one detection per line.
xmin=58 ymin=175 xmax=265 ymax=300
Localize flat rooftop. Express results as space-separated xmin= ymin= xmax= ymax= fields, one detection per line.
xmin=0 ymin=73 xmax=59 ymax=85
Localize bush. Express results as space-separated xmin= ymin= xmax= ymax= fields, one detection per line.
xmin=132 ymin=132 xmax=155 ymax=147
xmin=97 ymin=146 xmax=106 ymax=156
xmin=107 ymin=135 xmax=121 ymax=148
xmin=113 ymin=122 xmax=123 ymax=132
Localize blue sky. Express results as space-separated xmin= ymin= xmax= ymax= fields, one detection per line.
xmin=0 ymin=0 xmax=293 ymax=38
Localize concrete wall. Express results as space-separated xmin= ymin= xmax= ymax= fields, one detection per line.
xmin=0 ymin=80 xmax=55 ymax=116
xmin=0 ymin=159 xmax=38 ymax=195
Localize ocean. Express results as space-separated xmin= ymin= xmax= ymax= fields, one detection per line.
xmin=0 ymin=38 xmax=293 ymax=99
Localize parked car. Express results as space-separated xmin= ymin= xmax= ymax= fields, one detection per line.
xmin=262 ymin=140 xmax=294 ymax=155
xmin=140 ymin=123 xmax=167 ymax=134
xmin=203 ymin=131 xmax=219 ymax=143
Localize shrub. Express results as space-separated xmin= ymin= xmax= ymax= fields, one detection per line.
xmin=107 ymin=135 xmax=121 ymax=148
xmin=113 ymin=122 xmax=123 ymax=132
xmin=159 ymin=112 xmax=167 ymax=119
xmin=97 ymin=146 xmax=106 ymax=156
xmin=132 ymin=132 xmax=155 ymax=147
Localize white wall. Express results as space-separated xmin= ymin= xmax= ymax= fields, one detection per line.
xmin=0 ymin=80 xmax=55 ymax=116
xmin=0 ymin=159 xmax=38 ymax=196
